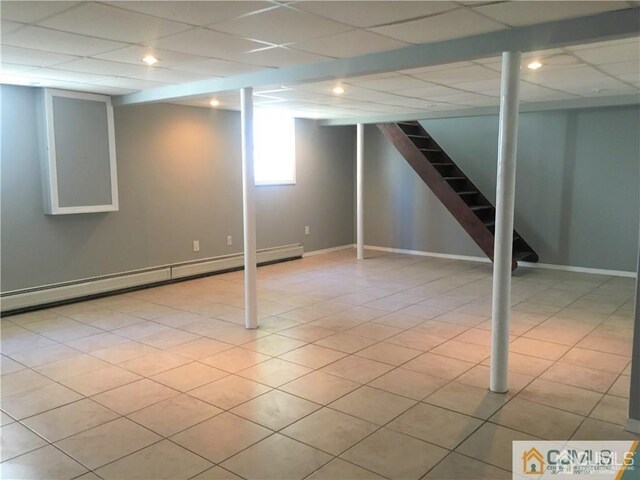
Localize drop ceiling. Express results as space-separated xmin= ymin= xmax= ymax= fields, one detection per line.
xmin=1 ymin=1 xmax=638 ymax=119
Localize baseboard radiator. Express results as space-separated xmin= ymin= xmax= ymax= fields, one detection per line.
xmin=0 ymin=244 xmax=303 ymax=315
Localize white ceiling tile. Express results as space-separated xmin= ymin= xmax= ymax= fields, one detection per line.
xmin=567 ymin=37 xmax=639 ymax=51
xmin=413 ymin=65 xmax=500 ymax=85
xmin=370 ymin=9 xmax=506 ymax=44
xmin=108 ymin=1 xmax=272 ymax=26
xmin=373 ymin=94 xmax=439 ymax=108
xmin=1 ymin=76 xmax=85 ymax=90
xmin=254 ymin=97 xmax=289 ymax=106
xmin=179 ymin=59 xmax=266 ymax=76
xmin=340 ymin=101 xmax=388 ymax=110
xmin=578 ymin=85 xmax=640 ymax=96
xmin=238 ymin=46 xmax=331 ymax=67
xmin=0 ymin=1 xmax=79 ymax=23
xmin=522 ymin=65 xmax=609 ymax=84
xmin=418 ymin=91 xmax=489 ymax=102
xmin=571 ymin=42 xmax=640 ymax=65
xmin=1 ymin=20 xmax=26 ymax=35
xmin=0 ymin=45 xmax=79 ymax=67
xmin=445 ymin=95 xmax=500 ymax=107
xmin=0 ymin=72 xmax=38 ymax=86
xmin=517 ymin=84 xmax=579 ymax=101
xmin=255 ymin=89 xmax=332 ymax=102
xmin=126 ymin=68 xmax=211 ymax=84
xmin=391 ymin=85 xmax=462 ymax=98
xmin=0 ymin=62 xmax=37 ymax=74
xmin=39 ymin=3 xmax=192 ymax=43
xmin=474 ymin=1 xmax=630 ymax=27
xmin=3 ymin=26 xmax=126 ymax=56
xmin=346 ymin=74 xmax=428 ymax=91
xmin=336 ymin=86 xmax=406 ymax=101
xmin=55 ymin=58 xmax=146 ymax=76
xmin=294 ymin=1 xmax=458 ymax=28
xmin=93 ymin=46 xmax=208 ymax=68
xmin=614 ymin=73 xmax=640 ymax=86
xmin=600 ymin=61 xmax=640 ymax=76
xmin=23 ymin=67 xmax=112 ymax=83
xmin=295 ymin=79 xmax=345 ymax=93
xmin=154 ymin=28 xmax=268 ymax=60
xmin=293 ymin=30 xmax=407 ymax=58
xmin=538 ymin=77 xmax=633 ymax=96
xmin=212 ymin=6 xmax=352 ymax=44
xmin=93 ymin=77 xmax=168 ymax=90
xmin=451 ymin=78 xmax=500 ymax=94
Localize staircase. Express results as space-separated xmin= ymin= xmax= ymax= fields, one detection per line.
xmin=378 ymin=120 xmax=538 ymax=270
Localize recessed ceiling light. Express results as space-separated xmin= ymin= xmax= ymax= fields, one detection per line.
xmin=332 ymin=86 xmax=345 ymax=95
xmin=142 ymin=55 xmax=159 ymax=66
xmin=210 ymin=99 xmax=220 ymax=107
xmin=527 ymin=61 xmax=543 ymax=70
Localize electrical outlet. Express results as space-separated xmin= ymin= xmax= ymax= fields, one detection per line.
xmin=305 ymin=225 xmax=310 ymax=236
xmin=227 ymin=235 xmax=233 ymax=246
xmin=193 ymin=240 xmax=200 ymax=252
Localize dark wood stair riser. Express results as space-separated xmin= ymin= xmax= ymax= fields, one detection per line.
xmin=378 ymin=121 xmax=539 ymax=269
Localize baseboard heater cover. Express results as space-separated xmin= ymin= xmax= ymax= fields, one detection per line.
xmin=1 ymin=244 xmax=303 ymax=314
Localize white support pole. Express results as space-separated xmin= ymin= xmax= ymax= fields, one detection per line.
xmin=356 ymin=124 xmax=364 ymax=260
xmin=241 ymin=87 xmax=258 ymax=330
xmin=490 ymin=51 xmax=521 ymax=393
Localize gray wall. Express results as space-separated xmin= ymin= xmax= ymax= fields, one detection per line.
xmin=364 ymin=106 xmax=640 ymax=272
xmin=1 ymin=85 xmax=354 ymax=292
xmin=53 ymin=96 xmax=113 ymax=207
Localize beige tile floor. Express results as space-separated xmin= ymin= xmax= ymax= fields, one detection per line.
xmin=1 ymin=249 xmax=638 ymax=479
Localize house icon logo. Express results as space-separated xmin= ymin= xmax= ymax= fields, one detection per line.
xmin=523 ymin=447 xmax=545 ymax=475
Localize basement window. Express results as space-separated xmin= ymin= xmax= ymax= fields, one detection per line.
xmin=254 ymin=109 xmax=296 ymax=186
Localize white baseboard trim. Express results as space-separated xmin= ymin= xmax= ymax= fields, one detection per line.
xmin=1 ymin=244 xmax=303 ymax=313
xmin=518 ymin=261 xmax=636 ymax=278
xmin=1 ymin=269 xmax=171 ymax=313
xmin=364 ymin=244 xmax=637 ymax=278
xmin=364 ymin=245 xmax=490 ymax=264
xmin=303 ymin=244 xmax=355 ymax=257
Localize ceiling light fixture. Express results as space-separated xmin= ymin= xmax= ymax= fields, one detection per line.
xmin=142 ymin=55 xmax=159 ymax=66
xmin=210 ymin=99 xmax=220 ymax=107
xmin=527 ymin=61 xmax=543 ymax=70
xmin=332 ymin=86 xmax=345 ymax=95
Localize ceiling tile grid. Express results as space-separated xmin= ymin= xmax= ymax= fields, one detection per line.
xmin=0 ymin=1 xmax=637 ymax=117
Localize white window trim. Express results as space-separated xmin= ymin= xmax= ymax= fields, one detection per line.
xmin=40 ymin=88 xmax=119 ymax=215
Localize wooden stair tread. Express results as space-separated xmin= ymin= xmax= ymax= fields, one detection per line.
xmin=470 ymin=205 xmax=493 ymax=211
xmin=377 ymin=121 xmax=539 ymax=269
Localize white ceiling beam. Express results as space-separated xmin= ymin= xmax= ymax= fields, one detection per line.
xmin=112 ymin=9 xmax=640 ymax=106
